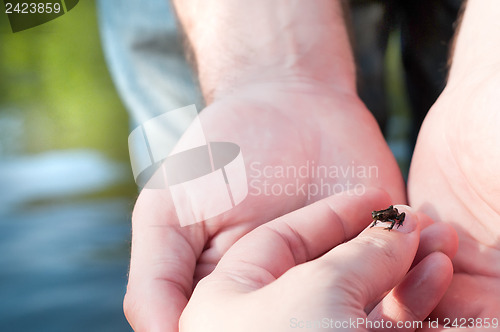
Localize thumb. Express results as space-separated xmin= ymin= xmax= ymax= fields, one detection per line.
xmin=317 ymin=205 xmax=420 ymax=307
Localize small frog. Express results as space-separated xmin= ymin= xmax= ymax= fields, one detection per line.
xmin=370 ymin=205 xmax=405 ymax=231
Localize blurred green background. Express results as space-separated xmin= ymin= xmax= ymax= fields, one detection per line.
xmin=0 ymin=0 xmax=131 ymax=160
xmin=0 ymin=1 xmax=136 ymax=331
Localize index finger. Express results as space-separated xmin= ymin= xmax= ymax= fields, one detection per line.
xmin=213 ymin=187 xmax=392 ymax=290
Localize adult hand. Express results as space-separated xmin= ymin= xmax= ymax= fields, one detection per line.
xmin=125 ymin=80 xmax=406 ymax=331
xmin=408 ymin=2 xmax=500 ymax=328
xmin=180 ymin=189 xmax=454 ymax=332
xmin=124 ymin=2 xmax=407 ymax=331
xmin=409 ymin=74 xmax=500 ymax=330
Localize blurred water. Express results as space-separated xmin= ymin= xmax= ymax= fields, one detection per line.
xmin=0 ymin=150 xmax=134 ymax=332
xmin=0 ymin=0 xmax=137 ymax=329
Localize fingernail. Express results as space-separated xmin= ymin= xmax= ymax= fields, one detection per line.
xmin=368 ymin=205 xmax=418 ymax=234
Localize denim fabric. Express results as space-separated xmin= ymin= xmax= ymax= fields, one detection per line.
xmin=96 ymin=0 xmax=202 ymax=132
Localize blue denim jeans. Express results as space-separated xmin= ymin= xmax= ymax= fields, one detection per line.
xmin=96 ymin=0 xmax=203 ymax=130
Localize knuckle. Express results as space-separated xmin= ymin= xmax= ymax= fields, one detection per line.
xmin=358 ymin=235 xmax=399 ymax=265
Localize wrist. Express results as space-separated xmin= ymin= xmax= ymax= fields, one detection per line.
xmin=174 ymin=0 xmax=356 ymax=102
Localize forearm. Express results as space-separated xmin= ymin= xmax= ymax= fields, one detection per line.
xmin=448 ymin=0 xmax=500 ymax=84
xmin=173 ymin=0 xmax=356 ymax=102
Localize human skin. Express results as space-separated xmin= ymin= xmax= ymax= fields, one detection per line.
xmin=123 ymin=1 xmax=410 ymax=331
xmin=408 ymin=0 xmax=500 ymax=330
xmin=180 ymin=190 xmax=454 ymax=332
xmin=122 ymin=0 xmax=473 ymax=330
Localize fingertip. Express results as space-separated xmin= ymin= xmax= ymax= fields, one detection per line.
xmin=323 ymin=205 xmax=421 ymax=305
xmin=413 ymin=222 xmax=459 ymax=268
xmin=416 ymin=211 xmax=435 ymax=229
xmin=438 ymin=223 xmax=459 ymax=259
xmin=430 ymin=251 xmax=454 ymax=281
xmin=396 ymin=251 xmax=454 ymax=301
xmin=368 ymin=252 xmax=453 ymax=326
xmin=393 ymin=205 xmax=419 ymax=233
xmin=421 ymin=251 xmax=454 ymax=289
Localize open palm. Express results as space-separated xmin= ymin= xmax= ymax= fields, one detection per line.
xmin=409 ymin=73 xmax=500 ymax=330
xmin=124 ymin=80 xmax=406 ymax=332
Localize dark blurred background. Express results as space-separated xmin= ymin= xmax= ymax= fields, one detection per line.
xmin=0 ymin=1 xmax=136 ymax=331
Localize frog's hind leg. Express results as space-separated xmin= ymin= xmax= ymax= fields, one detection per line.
xmin=384 ymin=219 xmax=397 ymax=231
xmin=396 ymin=212 xmax=405 ymax=228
